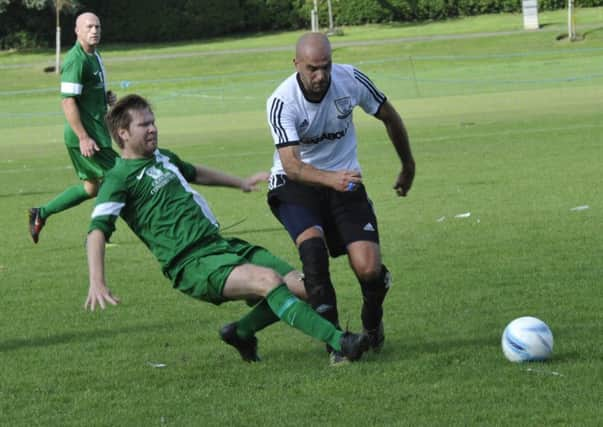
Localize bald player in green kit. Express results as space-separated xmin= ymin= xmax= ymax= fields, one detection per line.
xmin=29 ymin=12 xmax=118 ymax=244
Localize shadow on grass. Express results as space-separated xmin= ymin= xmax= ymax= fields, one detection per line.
xmin=371 ymin=335 xmax=583 ymax=365
xmin=0 ymin=321 xmax=194 ymax=353
xmin=0 ymin=190 xmax=54 ymax=198
xmin=379 ymin=335 xmax=495 ymax=360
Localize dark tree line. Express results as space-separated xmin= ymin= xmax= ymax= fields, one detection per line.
xmin=2 ymin=0 xmax=600 ymax=49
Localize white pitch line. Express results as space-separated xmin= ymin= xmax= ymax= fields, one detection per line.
xmin=1 ymin=122 xmax=601 ymax=175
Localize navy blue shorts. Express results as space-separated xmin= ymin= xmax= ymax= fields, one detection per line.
xmin=267 ymin=175 xmax=379 ymax=257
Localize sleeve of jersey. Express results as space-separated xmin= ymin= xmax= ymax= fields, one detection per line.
xmin=266 ymin=96 xmax=299 ymax=148
xmin=88 ymin=174 xmax=125 ymax=239
xmin=60 ymin=59 xmax=84 ymax=99
xmin=160 ymin=149 xmax=196 ymax=181
xmin=352 ymin=67 xmax=387 ymax=115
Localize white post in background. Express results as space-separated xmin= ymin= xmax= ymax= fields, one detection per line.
xmin=55 ymin=26 xmax=61 ymax=74
xmin=521 ymin=0 xmax=539 ymax=30
xmin=55 ymin=3 xmax=61 ymax=73
xmin=327 ymin=0 xmax=334 ymax=34
xmin=311 ymin=0 xmax=319 ymax=32
xmin=568 ymin=0 xmax=576 ymax=41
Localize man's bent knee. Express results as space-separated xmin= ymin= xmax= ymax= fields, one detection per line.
xmin=251 ymin=268 xmax=284 ymax=297
xmin=360 ymin=265 xmax=391 ymax=301
xmin=295 ymin=226 xmax=323 ymax=247
xmin=348 ymin=241 xmax=381 ymax=282
xmin=354 ymin=264 xmax=382 ymax=283
xmin=224 ymin=264 xmax=284 ymax=300
xmin=83 ymin=180 xmax=100 ymax=197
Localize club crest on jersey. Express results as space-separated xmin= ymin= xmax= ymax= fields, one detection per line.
xmin=145 ymin=166 xmax=163 ymax=180
xmin=92 ymin=70 xmax=105 ymax=89
xmin=145 ymin=166 xmax=177 ymax=195
xmin=334 ymin=96 xmax=353 ymax=119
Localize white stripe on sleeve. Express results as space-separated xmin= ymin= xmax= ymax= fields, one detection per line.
xmin=91 ymin=202 xmax=125 ymax=218
xmin=61 ymin=82 xmax=83 ymax=95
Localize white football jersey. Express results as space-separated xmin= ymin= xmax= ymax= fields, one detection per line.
xmin=267 ymin=64 xmax=386 ymax=181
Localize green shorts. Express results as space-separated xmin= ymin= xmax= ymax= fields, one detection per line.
xmin=172 ymin=237 xmax=294 ymax=305
xmin=66 ymin=146 xmax=118 ymax=181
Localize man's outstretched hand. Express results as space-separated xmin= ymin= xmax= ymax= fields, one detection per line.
xmin=241 ymin=171 xmax=270 ymax=192
xmin=84 ymin=281 xmax=120 ymax=311
xmin=393 ymin=160 xmax=415 ymax=197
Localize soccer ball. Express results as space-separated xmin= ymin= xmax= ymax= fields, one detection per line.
xmin=501 ymin=316 xmax=554 ymax=362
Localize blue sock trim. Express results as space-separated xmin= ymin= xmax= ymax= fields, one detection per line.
xmin=266 ymin=283 xmax=301 ymax=318
xmin=276 ymin=295 xmax=299 ymax=318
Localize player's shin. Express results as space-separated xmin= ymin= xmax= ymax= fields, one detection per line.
xmin=298 ymin=237 xmax=340 ymax=328
xmin=265 ymin=284 xmax=343 ymax=351
xmin=43 ymin=184 xmax=91 ymax=217
xmin=359 ymin=265 xmax=392 ymax=331
xmin=236 ymin=299 xmax=279 ymax=338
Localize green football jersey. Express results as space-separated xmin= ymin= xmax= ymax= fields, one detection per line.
xmin=61 ymin=42 xmax=112 ymax=148
xmin=89 ymin=149 xmax=220 ymax=274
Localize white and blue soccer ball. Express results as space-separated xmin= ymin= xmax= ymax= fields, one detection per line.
xmin=501 ymin=316 xmax=554 ymax=362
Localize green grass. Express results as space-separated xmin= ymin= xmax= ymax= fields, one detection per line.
xmin=1 ymin=8 xmax=602 ymax=426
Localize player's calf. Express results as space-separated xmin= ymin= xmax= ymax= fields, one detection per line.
xmin=360 ymin=265 xmax=391 ymax=350
xmin=299 ymin=237 xmax=340 ymax=327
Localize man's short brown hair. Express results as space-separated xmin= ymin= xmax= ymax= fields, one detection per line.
xmin=105 ymin=94 xmax=153 ymax=148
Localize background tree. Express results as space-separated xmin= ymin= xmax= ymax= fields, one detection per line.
xmin=2 ymin=0 xmax=603 ymax=49
xmin=0 ymin=0 xmax=78 ymax=50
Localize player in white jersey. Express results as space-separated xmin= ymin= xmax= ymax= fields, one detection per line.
xmin=266 ymin=32 xmax=415 ymax=360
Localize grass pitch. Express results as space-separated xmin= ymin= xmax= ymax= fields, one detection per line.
xmin=1 ymin=8 xmax=602 ymax=426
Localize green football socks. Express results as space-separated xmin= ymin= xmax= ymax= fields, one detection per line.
xmin=264 ymin=284 xmax=344 ymax=351
xmin=40 ymin=184 xmax=91 ymax=219
xmin=236 ymin=300 xmax=279 ymax=339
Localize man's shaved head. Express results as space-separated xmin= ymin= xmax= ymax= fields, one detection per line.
xmin=75 ymin=12 xmax=101 ymax=52
xmin=295 ymin=32 xmax=331 ymax=61
xmin=76 ymin=12 xmax=99 ymax=28
xmin=294 ymin=33 xmax=333 ymax=100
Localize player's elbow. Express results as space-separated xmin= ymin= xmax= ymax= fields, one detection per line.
xmin=282 ymin=162 xmax=303 ymax=181
xmin=61 ymin=97 xmax=76 ymax=112
xmin=282 ymin=162 xmax=295 ymax=177
xmin=377 ymin=101 xmax=402 ymax=123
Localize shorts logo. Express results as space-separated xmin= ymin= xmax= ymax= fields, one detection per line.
xmin=299 ymin=119 xmax=309 ymax=129
xmin=334 ymin=96 xmax=353 ymax=119
xmin=363 ymin=223 xmax=375 ymax=232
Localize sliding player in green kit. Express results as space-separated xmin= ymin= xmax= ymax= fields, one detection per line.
xmin=85 ymin=94 xmax=369 ymax=364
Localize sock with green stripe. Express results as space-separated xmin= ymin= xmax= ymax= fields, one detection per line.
xmin=265 ymin=283 xmax=343 ymax=351
xmin=40 ymin=184 xmax=91 ymax=219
